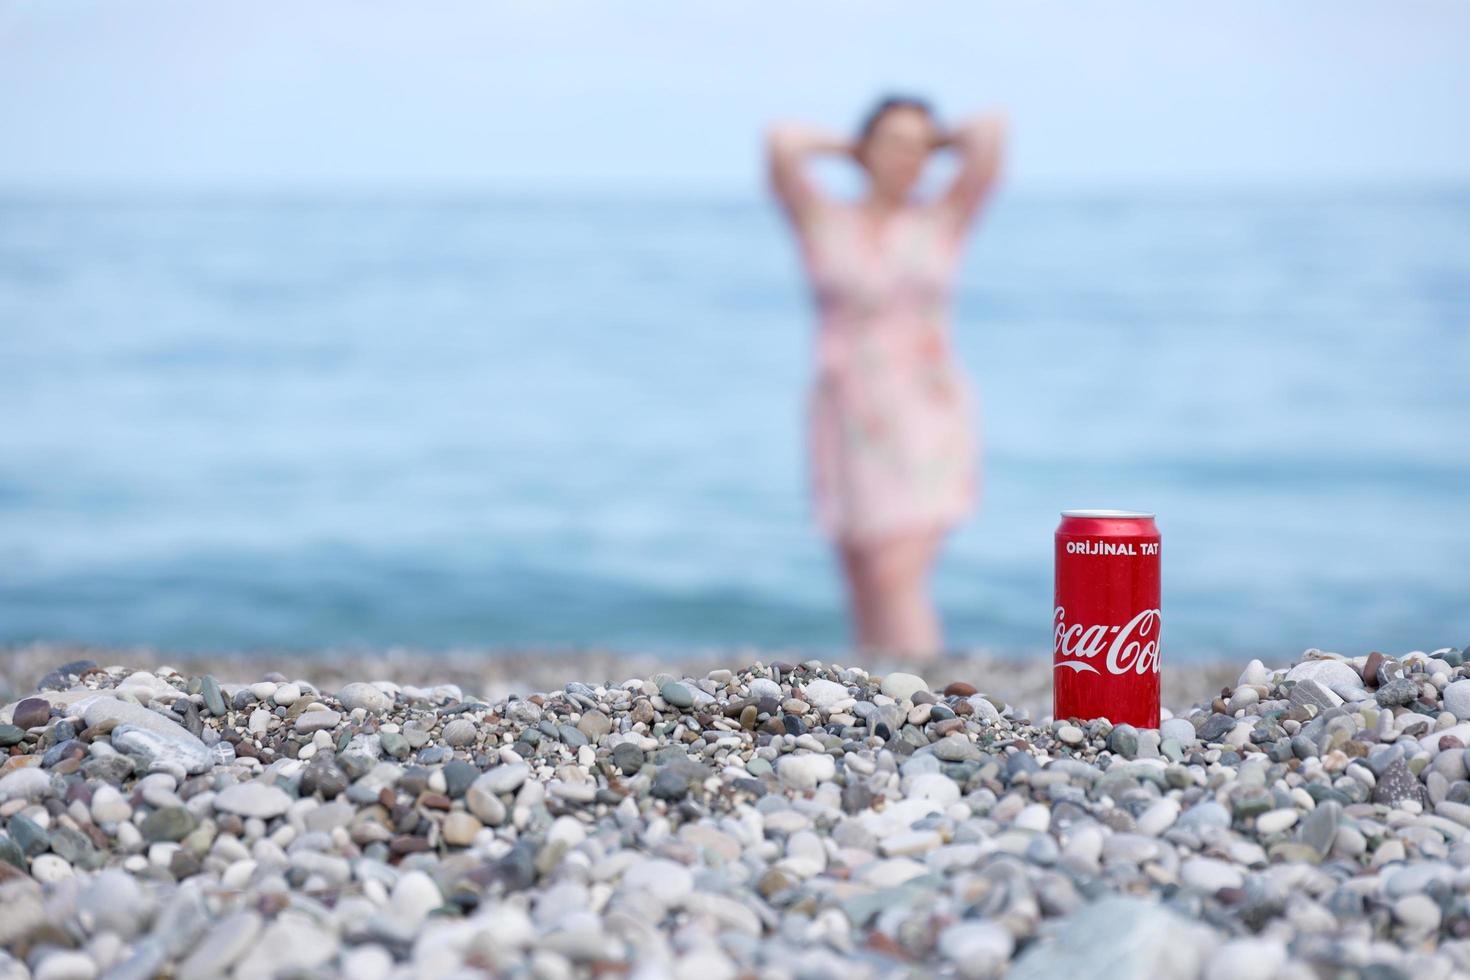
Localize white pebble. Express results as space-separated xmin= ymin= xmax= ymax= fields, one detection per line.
xmin=880 ymin=830 xmax=942 ymax=857
xmin=777 ymin=753 xmax=835 ymax=791
xmin=1204 ymin=938 xmax=1287 ymax=980
xmin=1136 ymin=797 xmax=1180 ymax=836
xmin=31 ymin=854 xmax=74 ymax=883
xmin=907 ymin=772 xmax=960 ymax=805
xmin=800 ymin=679 xmax=848 ymax=711
xmin=90 ymin=784 xmax=131 ymax=824
xmin=1014 ymin=803 xmax=1052 ymax=833
xmin=546 ymin=815 xmax=586 ymax=849
xmin=33 ymin=951 xmax=97 ymax=980
xmin=337 ymin=682 xmax=393 ymax=715
xmin=879 ymin=672 xmax=929 ymax=703
xmin=340 ymin=945 xmax=394 ymax=980
xmin=1236 ymin=658 xmax=1269 ymax=688
xmin=390 ymin=871 xmax=443 ymax=927
xmin=939 ymin=921 xmax=1014 ymax=979
xmin=1160 ymin=717 xmax=1195 ymax=743
xmin=1443 ymin=680 xmax=1470 ymax=721
xmin=1181 ymin=857 xmax=1244 ymax=892
xmin=1285 ymin=660 xmax=1363 ymax=699
xmin=1394 ymin=894 xmax=1442 ymax=931
xmin=1256 ymin=808 xmax=1300 ymax=834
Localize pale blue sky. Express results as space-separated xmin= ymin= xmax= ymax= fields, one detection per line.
xmin=2 ymin=0 xmax=1466 ymax=192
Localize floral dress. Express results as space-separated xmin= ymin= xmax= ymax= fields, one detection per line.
xmin=797 ymin=203 xmax=978 ymax=545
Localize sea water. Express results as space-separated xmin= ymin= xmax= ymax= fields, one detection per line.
xmin=1 ymin=188 xmax=1466 ymax=656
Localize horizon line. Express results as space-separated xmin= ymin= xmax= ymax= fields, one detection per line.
xmin=2 ymin=174 xmax=1468 ymax=204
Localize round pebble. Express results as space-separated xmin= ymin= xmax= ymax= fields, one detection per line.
xmin=272 ymin=683 xmax=302 ymax=706
xmin=337 ymin=682 xmax=392 ymax=714
xmin=1256 ymin=808 xmax=1300 ymax=834
xmin=441 ymin=811 xmax=482 ymax=847
xmin=214 ymin=781 xmax=292 ymax=819
xmin=879 ymin=672 xmax=929 ymax=703
xmin=442 ymin=719 xmax=477 ymax=746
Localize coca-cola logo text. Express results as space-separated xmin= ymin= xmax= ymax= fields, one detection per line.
xmin=1053 ymin=606 xmax=1161 ymax=676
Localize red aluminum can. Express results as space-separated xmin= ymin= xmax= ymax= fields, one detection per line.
xmin=1054 ymin=509 xmax=1161 ymax=728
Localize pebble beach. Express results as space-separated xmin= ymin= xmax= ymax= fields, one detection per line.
xmin=2 ymin=643 xmax=1469 ymax=980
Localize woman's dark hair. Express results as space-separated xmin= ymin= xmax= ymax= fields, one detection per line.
xmin=857 ymin=95 xmax=936 ymax=144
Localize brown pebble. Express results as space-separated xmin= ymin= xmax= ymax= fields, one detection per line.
xmin=352 ymin=820 xmax=392 ymax=847
xmin=865 ymin=932 xmax=911 ymax=961
xmin=390 ymin=835 xmax=431 ymax=857
xmin=933 ymin=718 xmax=966 ymax=736
xmin=419 ymin=792 xmax=452 ymax=811
xmin=943 ymin=682 xmax=978 ymax=698
xmin=1441 ymin=735 xmax=1466 ymax=752
xmin=630 ymin=700 xmax=655 ymax=725
xmin=378 ymin=787 xmax=397 ymax=808
xmin=1363 ymin=651 xmax=1386 ymax=686
xmin=83 ymin=823 xmax=109 ymax=849
xmin=953 ymin=700 xmax=973 ymax=716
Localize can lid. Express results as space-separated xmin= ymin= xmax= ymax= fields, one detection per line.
xmin=1060 ymin=509 xmax=1156 ymax=519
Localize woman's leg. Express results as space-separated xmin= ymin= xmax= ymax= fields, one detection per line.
xmin=875 ymin=528 xmax=945 ymax=656
xmin=840 ymin=528 xmax=947 ymax=657
xmin=839 ymin=543 xmax=884 ymax=651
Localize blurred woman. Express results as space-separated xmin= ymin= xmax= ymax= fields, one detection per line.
xmin=767 ymin=96 xmax=1005 ymax=658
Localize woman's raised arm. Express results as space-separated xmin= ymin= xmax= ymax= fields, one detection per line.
xmin=766 ymin=122 xmax=851 ymax=229
xmin=937 ymin=112 xmax=1007 ymax=231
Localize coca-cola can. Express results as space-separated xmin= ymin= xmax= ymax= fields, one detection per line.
xmin=1054 ymin=509 xmax=1161 ymax=728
